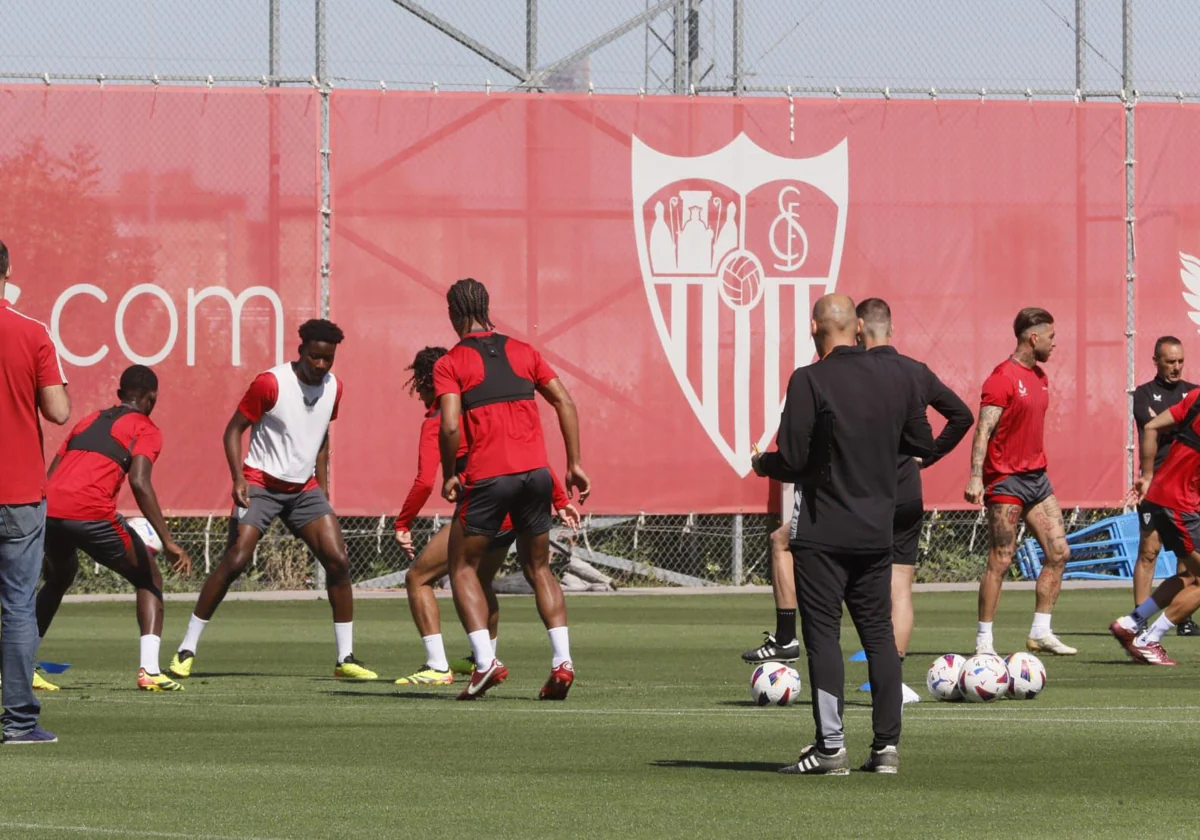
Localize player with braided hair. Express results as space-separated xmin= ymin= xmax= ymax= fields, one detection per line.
xmin=434 ymin=278 xmax=591 ymax=700
xmin=392 ymin=346 xmax=578 ymax=686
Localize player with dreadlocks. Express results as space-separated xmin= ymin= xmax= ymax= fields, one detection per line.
xmin=434 ymin=278 xmax=591 ymax=700
xmin=169 ymin=319 xmax=378 ymax=681
xmin=391 ymin=346 xmax=578 ymax=686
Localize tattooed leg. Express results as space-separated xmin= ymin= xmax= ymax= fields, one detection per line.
xmin=978 ymin=503 xmax=1021 ymax=622
xmin=1026 ymin=495 xmax=1070 ymax=614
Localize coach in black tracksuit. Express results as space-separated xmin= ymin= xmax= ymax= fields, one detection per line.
xmin=857 ymin=298 xmax=974 ymax=670
xmin=1132 ymin=336 xmax=1200 ymax=633
xmin=754 ymin=294 xmax=934 ymax=776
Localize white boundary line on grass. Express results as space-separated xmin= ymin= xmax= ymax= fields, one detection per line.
xmin=60 ymin=579 xmax=1138 ymax=603
xmin=0 ymin=823 xmax=288 ymax=840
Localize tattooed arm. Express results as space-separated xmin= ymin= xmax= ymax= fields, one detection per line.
xmin=964 ymin=405 xmax=1003 ymax=505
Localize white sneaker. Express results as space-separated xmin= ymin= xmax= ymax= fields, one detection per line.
xmin=901 ymin=683 xmax=921 ymax=704
xmin=974 ymin=638 xmax=997 ymax=656
xmin=1026 ymin=633 xmax=1077 ymax=656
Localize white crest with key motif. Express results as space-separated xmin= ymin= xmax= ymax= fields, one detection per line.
xmin=632 ymin=133 xmax=848 ymax=476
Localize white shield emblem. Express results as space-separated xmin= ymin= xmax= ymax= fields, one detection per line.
xmin=632 ymin=133 xmax=848 ymax=476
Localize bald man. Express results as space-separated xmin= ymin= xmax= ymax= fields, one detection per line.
xmin=754 ymin=293 xmax=934 ymax=777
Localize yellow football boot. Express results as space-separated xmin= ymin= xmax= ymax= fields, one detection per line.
xmin=394 ymin=665 xmax=453 ymax=686
xmin=334 ymin=655 xmax=378 ymax=680
xmin=138 ymin=669 xmax=184 ymax=692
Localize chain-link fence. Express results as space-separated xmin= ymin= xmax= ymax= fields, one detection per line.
xmin=0 ymin=1 xmax=1195 ymax=99
xmin=0 ymin=3 xmax=1177 ymax=591
xmin=62 ymin=507 xmax=1128 ymax=594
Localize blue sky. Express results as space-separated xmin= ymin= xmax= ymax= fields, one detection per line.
xmin=0 ymin=1 xmax=1197 ymax=96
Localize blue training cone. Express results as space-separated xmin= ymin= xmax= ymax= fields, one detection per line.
xmin=848 ymin=650 xmax=867 ymax=662
xmin=859 ymin=681 xmax=871 ymax=692
xmin=37 ymin=661 xmax=71 ymax=674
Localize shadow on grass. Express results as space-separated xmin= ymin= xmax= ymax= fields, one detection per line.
xmin=651 ymin=759 xmax=782 ymax=773
xmin=325 ymin=689 xmax=449 ymax=700
xmin=715 ymin=699 xmax=812 ymax=708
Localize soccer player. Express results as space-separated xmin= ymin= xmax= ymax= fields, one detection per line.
xmin=433 ymin=279 xmax=590 ymax=700
xmin=1110 ymin=390 xmax=1200 ymax=665
xmin=1131 ymin=336 xmax=1200 ymax=636
xmin=740 ymin=488 xmax=799 ymax=665
xmin=393 ymin=346 xmax=578 ymax=686
xmin=856 ymin=299 xmax=974 ymax=700
xmin=965 ymin=308 xmax=1075 ymax=656
xmin=36 ymin=365 xmax=191 ymax=691
xmin=169 ymin=319 xmax=377 ymax=680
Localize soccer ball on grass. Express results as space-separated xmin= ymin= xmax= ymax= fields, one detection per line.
xmin=749 ymin=662 xmax=801 ymax=706
xmin=1005 ymin=652 xmax=1047 ymax=700
xmin=958 ymin=654 xmax=1010 ymax=702
xmin=925 ymin=654 xmax=966 ymax=701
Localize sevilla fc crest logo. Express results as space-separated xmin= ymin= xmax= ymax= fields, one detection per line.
xmin=632 ymin=133 xmax=848 ymax=476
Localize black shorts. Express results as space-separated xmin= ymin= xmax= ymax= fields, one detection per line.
xmin=45 ymin=514 xmax=146 ymax=569
xmin=890 ymin=499 xmax=924 ymax=566
xmin=1137 ymin=501 xmax=1159 ymax=537
xmin=491 ymin=530 xmax=518 ymax=553
xmin=457 ymin=468 xmax=553 ymax=539
xmin=985 ymin=469 xmax=1054 ymax=509
xmin=1144 ymin=501 xmax=1200 ymax=558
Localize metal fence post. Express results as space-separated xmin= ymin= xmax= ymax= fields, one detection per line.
xmin=732 ymin=513 xmax=744 ymax=585
xmin=1074 ymin=0 xmax=1085 ymax=95
xmin=526 ymin=0 xmax=537 ymax=80
xmin=316 ymin=0 xmax=330 ymax=592
xmin=270 ymin=0 xmax=281 ymax=77
xmin=673 ymin=0 xmax=687 ymax=94
xmin=1123 ymin=0 xmax=1136 ymax=490
xmin=732 ymin=0 xmax=744 ymax=95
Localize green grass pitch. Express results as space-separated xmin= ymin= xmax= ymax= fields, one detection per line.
xmin=8 ymin=590 xmax=1199 ymax=839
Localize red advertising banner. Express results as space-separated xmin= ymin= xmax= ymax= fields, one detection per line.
xmin=1135 ymin=105 xmax=1200 ymax=446
xmin=0 ymin=87 xmax=321 ymax=514
xmin=330 ymin=93 xmax=1127 ymax=514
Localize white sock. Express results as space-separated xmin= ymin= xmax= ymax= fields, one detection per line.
xmin=422 ymin=634 xmax=449 ymax=671
xmin=140 ymin=634 xmax=161 ymax=674
xmin=975 ymin=621 xmax=993 ymax=648
xmin=1030 ymin=612 xmax=1052 ymax=639
xmin=333 ymin=622 xmax=354 ymax=663
xmin=1116 ymin=614 xmax=1139 ymax=632
xmin=179 ymin=614 xmax=208 ymax=653
xmin=491 ymin=635 xmax=499 ymax=658
xmin=1141 ymin=614 xmax=1175 ymax=644
xmin=548 ymin=625 xmax=571 ymax=668
xmin=468 ymin=629 xmax=495 ymax=669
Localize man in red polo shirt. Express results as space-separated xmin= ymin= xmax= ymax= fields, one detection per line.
xmin=37 ymin=365 xmax=192 ymax=691
xmin=433 ymin=278 xmax=590 ymax=701
xmin=0 ymin=239 xmax=70 ymax=744
xmin=1111 ymin=389 xmax=1200 ymax=665
xmin=964 ymin=307 xmax=1075 ymax=657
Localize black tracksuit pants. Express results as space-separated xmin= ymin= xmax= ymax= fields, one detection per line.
xmin=792 ymin=545 xmax=902 ymax=752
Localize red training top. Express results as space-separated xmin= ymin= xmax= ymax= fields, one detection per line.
xmin=394 ymin=405 xmax=570 ymax=532
xmin=980 ymin=358 xmax=1050 ymax=483
xmin=47 ymin=409 xmax=163 ymax=521
xmin=1147 ymin=391 xmax=1200 ymax=512
xmin=432 ymin=331 xmax=557 ymax=483
xmin=0 ymin=300 xmax=67 ymax=505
